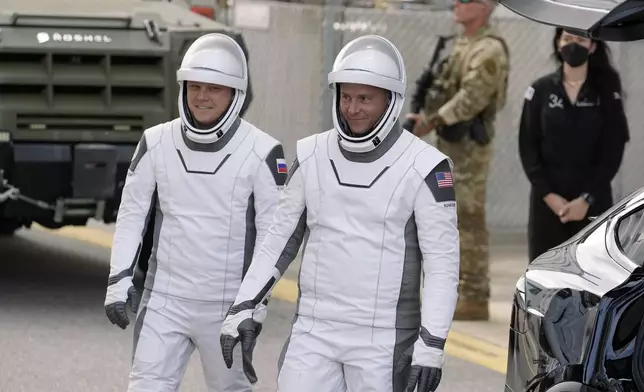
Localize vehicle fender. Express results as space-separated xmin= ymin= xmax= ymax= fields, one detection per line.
xmin=546 ymin=381 xmax=602 ymax=392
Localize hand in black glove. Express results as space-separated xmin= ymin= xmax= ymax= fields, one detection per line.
xmin=220 ymin=300 xmax=268 ymax=385
xmin=104 ymin=277 xmax=141 ymax=330
xmin=406 ymin=364 xmax=442 ymax=392
xmin=395 ymin=327 xmax=445 ymax=392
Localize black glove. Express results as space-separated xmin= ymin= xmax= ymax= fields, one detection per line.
xmin=105 ymin=284 xmax=140 ymax=330
xmin=406 ymin=365 xmax=442 ymax=392
xmin=395 ymin=340 xmax=443 ymax=392
xmin=220 ymin=300 xmax=268 ymax=385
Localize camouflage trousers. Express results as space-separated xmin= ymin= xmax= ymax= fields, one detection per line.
xmin=436 ymin=135 xmax=493 ymax=303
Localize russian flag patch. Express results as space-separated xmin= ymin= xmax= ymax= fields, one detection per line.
xmin=276 ymin=158 xmax=288 ymax=174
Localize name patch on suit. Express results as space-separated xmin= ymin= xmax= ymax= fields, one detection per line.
xmin=425 ymin=159 xmax=456 ymax=203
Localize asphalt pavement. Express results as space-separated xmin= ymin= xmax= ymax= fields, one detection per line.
xmin=0 ymin=227 xmax=508 ymax=392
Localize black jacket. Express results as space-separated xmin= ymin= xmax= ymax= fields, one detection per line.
xmin=518 ymin=69 xmax=629 ymax=211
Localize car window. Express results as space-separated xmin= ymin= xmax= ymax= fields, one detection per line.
xmin=616 ymin=207 xmax=644 ymax=266
xmin=570 ymin=186 xmax=644 ymax=246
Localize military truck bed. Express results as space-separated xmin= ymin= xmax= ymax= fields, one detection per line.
xmin=0 ymin=0 xmax=248 ymax=231
xmin=0 ymin=0 xmax=225 ymax=29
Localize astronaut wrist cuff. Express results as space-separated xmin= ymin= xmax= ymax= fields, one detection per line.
xmin=253 ymin=303 xmax=268 ymax=324
xmin=412 ymin=342 xmax=445 ymax=369
xmin=221 ymin=308 xmax=254 ymax=338
xmin=105 ymin=277 xmax=133 ymax=306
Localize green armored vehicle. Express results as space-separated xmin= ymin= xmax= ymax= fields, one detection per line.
xmin=0 ymin=0 xmax=252 ymax=235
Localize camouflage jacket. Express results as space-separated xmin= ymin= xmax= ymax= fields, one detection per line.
xmin=422 ymin=24 xmax=509 ymax=140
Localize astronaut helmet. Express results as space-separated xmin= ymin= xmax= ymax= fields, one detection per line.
xmin=176 ymin=33 xmax=248 ymax=144
xmin=327 ymin=35 xmax=406 ymax=153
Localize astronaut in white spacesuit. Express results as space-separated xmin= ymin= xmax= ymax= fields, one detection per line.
xmin=103 ymin=33 xmax=287 ymax=392
xmin=220 ymin=35 xmax=460 ymax=392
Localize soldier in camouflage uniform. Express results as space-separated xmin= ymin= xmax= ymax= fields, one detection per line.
xmin=407 ymin=0 xmax=509 ymax=321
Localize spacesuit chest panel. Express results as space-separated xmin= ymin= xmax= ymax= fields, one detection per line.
xmin=141 ymin=120 xmax=266 ymax=303
xmin=311 ymin=133 xmax=418 ymax=230
xmin=297 ymin=132 xmax=423 ymax=327
xmin=157 ymin=121 xmax=256 ymax=217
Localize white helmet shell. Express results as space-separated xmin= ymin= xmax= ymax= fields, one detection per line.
xmin=177 ymin=33 xmax=248 ymax=144
xmin=328 ymin=35 xmax=406 ymax=153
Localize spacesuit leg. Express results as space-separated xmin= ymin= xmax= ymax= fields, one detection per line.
xmin=343 ymin=326 xmax=416 ymax=392
xmin=276 ymin=316 xmax=347 ymax=392
xmin=128 ymin=291 xmax=195 ymax=392
xmin=193 ymin=302 xmax=251 ymax=392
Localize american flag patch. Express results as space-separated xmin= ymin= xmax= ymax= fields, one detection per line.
xmin=276 ymin=158 xmax=288 ymax=174
xmin=435 ymin=171 xmax=453 ymax=188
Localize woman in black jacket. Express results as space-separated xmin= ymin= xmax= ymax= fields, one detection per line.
xmin=519 ymin=27 xmax=630 ymax=262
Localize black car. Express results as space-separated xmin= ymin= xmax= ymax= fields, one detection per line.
xmin=503 ymin=186 xmax=644 ymax=392
xmin=497 ymin=1 xmax=644 ymax=391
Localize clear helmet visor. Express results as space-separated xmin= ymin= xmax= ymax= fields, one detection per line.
xmin=327 ymin=35 xmax=406 ymax=153
xmin=176 ymin=33 xmax=249 ymax=144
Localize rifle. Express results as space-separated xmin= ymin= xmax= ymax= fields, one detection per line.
xmin=403 ymin=34 xmax=455 ymax=132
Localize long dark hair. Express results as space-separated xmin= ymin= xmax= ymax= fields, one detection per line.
xmin=552 ymin=27 xmax=624 ymax=103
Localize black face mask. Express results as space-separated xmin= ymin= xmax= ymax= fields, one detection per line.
xmin=560 ymin=43 xmax=589 ymax=67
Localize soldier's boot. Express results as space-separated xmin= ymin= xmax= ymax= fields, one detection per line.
xmin=453 ymin=298 xmax=489 ymax=321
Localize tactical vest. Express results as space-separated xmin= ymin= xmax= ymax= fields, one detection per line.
xmin=425 ymin=26 xmax=510 ymax=129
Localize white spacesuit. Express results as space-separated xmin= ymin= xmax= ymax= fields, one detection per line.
xmin=104 ymin=33 xmax=286 ymax=392
xmin=220 ymin=35 xmax=460 ymax=392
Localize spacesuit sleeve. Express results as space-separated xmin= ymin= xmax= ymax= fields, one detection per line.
xmin=412 ymin=158 xmax=460 ymax=367
xmin=230 ymin=157 xmax=307 ymax=312
xmin=108 ymin=133 xmax=157 ymax=287
xmin=252 ymin=143 xmax=288 ymax=255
